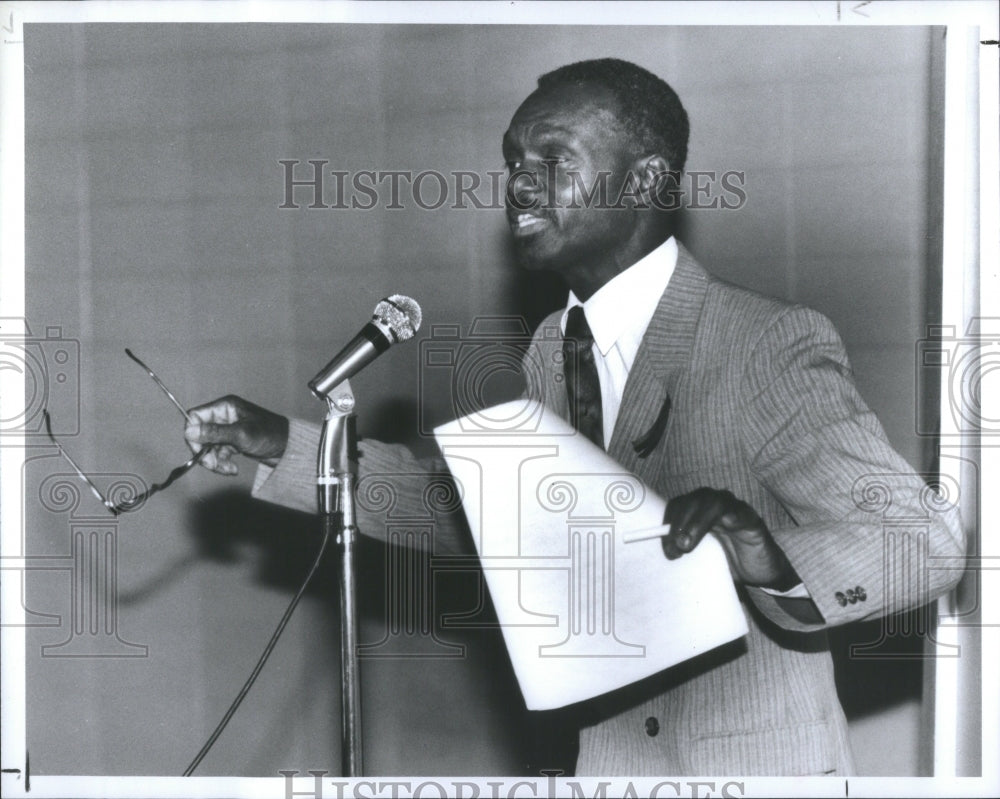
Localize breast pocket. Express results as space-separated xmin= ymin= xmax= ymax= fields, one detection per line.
xmin=685 ymin=720 xmax=839 ymax=776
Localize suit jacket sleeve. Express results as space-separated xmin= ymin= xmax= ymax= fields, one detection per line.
xmin=737 ymin=306 xmax=965 ymax=632
xmin=251 ymin=418 xmax=472 ymax=556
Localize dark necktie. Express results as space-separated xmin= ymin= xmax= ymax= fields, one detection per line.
xmin=563 ymin=305 xmax=604 ymax=449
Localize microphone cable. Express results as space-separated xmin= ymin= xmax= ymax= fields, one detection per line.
xmin=182 ymin=525 xmax=332 ymax=776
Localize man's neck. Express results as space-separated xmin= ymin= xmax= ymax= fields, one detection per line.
xmin=567 ymin=231 xmax=673 ymax=301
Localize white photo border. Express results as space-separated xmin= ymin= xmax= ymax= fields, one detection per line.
xmin=1 ymin=2 xmax=997 ymax=798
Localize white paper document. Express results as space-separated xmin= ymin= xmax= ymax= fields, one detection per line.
xmin=434 ymin=400 xmax=748 ymax=710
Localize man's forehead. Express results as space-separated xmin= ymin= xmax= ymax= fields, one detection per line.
xmin=505 ymin=84 xmax=622 ymax=139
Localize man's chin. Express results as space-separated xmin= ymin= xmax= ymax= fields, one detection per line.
xmin=511 ymin=239 xmax=561 ymax=273
xmin=515 ymin=254 xmax=549 ymax=272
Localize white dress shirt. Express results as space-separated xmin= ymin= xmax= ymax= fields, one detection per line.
xmin=560 ymin=236 xmax=678 ymax=448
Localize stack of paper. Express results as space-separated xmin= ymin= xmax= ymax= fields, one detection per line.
xmin=434 ymin=400 xmax=748 ymax=710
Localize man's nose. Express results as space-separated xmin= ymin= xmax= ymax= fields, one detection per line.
xmin=506 ymin=167 xmax=542 ymax=210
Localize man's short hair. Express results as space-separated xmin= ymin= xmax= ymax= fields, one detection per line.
xmin=537 ymin=58 xmax=689 ymax=175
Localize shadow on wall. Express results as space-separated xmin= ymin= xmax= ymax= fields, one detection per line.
xmin=181 ymin=487 xmax=549 ymax=775
xmin=186 ymin=488 xmax=329 ymax=596
xmin=830 ymin=617 xmax=926 ymax=718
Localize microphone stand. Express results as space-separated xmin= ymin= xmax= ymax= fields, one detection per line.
xmin=315 ymin=378 xmax=363 ymax=777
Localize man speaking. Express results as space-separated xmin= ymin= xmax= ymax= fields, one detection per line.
xmin=183 ymin=59 xmax=964 ymax=775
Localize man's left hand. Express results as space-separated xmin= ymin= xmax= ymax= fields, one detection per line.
xmin=662 ymin=487 xmax=798 ymax=590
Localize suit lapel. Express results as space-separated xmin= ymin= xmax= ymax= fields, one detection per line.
xmin=607 ymin=244 xmax=710 ymax=480
xmin=532 ymin=311 xmax=571 ymax=422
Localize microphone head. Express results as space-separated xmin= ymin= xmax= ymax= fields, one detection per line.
xmin=374 ymin=295 xmax=422 ymax=342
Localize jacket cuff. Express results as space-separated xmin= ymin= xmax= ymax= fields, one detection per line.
xmin=251 ymin=417 xmax=322 ymax=514
xmin=759 ymin=582 xmax=810 ymax=599
xmin=746 ymin=521 xmax=881 ymax=632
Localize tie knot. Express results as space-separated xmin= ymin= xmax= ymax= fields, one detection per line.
xmin=565 ymin=305 xmax=594 ymax=343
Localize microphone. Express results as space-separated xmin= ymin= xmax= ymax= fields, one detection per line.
xmin=308 ymin=295 xmax=422 ymax=399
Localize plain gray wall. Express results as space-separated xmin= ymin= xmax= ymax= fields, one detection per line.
xmin=24 ymin=24 xmax=942 ymax=776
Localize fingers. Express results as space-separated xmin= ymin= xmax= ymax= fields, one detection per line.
xmin=661 ymin=488 xmax=747 ymax=560
xmin=662 ymin=488 xmax=711 ymax=559
xmin=185 ymin=419 xmax=242 ymax=447
xmin=184 ymin=396 xmax=247 ymax=475
xmin=662 ymin=502 xmax=714 ymax=559
xmin=660 ymin=487 xmax=785 ymax=586
xmin=198 ymin=444 xmax=239 ymax=476
xmin=186 ymin=395 xmax=243 ymax=426
xmin=184 ymin=395 xmax=251 ymax=450
xmin=182 ymin=394 xmax=288 ymax=469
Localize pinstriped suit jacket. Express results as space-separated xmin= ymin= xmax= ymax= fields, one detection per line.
xmin=253 ymin=244 xmax=965 ymax=776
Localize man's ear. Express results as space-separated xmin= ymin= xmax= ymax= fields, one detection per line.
xmin=634 ymin=154 xmax=680 ymax=209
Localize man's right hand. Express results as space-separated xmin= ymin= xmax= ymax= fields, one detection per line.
xmin=184 ymin=395 xmax=290 ymax=475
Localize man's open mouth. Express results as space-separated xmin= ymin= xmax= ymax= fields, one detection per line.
xmin=509 ymin=213 xmax=550 ymax=235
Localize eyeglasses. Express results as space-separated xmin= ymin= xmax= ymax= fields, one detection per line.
xmin=43 ymin=349 xmax=210 ymax=515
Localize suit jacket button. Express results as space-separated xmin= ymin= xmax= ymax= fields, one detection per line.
xmin=846 ymin=589 xmax=858 ymax=604
xmin=645 ymin=716 xmax=660 ymax=737
xmin=855 ymin=585 xmax=867 ymax=601
xmin=835 ymin=591 xmax=848 ymax=607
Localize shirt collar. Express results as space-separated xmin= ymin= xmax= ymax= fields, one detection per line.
xmin=562 ymin=236 xmax=678 ymax=358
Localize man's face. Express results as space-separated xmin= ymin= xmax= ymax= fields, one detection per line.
xmin=502 ymin=84 xmax=641 ymax=278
